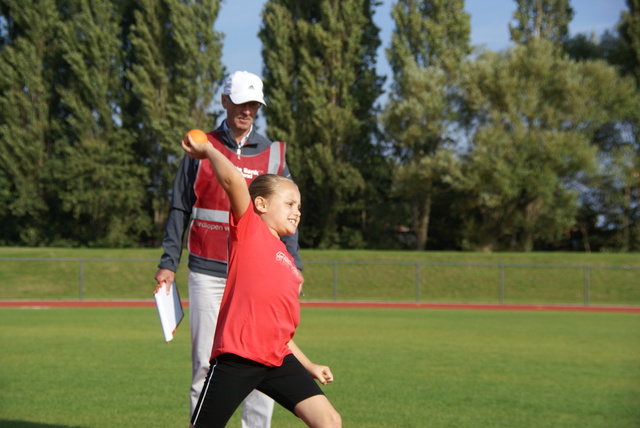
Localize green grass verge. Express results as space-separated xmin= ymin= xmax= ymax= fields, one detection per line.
xmin=1 ymin=307 xmax=639 ymax=427
xmin=1 ymin=247 xmax=638 ymax=305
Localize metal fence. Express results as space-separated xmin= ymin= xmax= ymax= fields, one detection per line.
xmin=0 ymin=257 xmax=166 ymax=301
xmin=301 ymin=260 xmax=640 ymax=306
xmin=1 ymin=257 xmax=638 ymax=306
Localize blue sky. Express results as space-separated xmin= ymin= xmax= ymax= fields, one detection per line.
xmin=213 ymin=0 xmax=628 ymax=121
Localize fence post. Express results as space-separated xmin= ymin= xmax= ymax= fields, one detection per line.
xmin=499 ymin=264 xmax=504 ymax=304
xmin=415 ymin=263 xmax=421 ymax=302
xmin=332 ymin=261 xmax=338 ymax=301
xmin=583 ymin=266 xmax=590 ymax=306
xmin=79 ymin=259 xmax=84 ymax=301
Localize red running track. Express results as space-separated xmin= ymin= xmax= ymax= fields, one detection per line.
xmin=1 ymin=300 xmax=639 ymax=313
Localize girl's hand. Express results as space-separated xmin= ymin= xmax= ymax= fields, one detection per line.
xmin=181 ymin=134 xmax=210 ymax=159
xmin=308 ymin=364 xmax=334 ymax=386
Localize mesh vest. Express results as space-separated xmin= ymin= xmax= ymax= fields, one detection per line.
xmin=187 ymin=131 xmax=286 ymax=262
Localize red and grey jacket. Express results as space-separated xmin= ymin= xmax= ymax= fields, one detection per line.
xmin=187 ymin=132 xmax=286 ymax=262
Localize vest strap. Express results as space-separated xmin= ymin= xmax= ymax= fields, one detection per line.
xmin=192 ymin=207 xmax=228 ymax=223
xmin=268 ymin=143 xmax=283 ymax=173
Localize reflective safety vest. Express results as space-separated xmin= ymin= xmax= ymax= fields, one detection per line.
xmin=187 ymin=132 xmax=287 ymax=263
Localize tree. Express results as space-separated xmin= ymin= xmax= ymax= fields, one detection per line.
xmin=0 ymin=0 xmax=225 ymax=247
xmin=509 ymin=0 xmax=573 ymax=45
xmin=609 ymin=0 xmax=640 ymax=251
xmin=126 ymin=0 xmax=224 ymax=242
xmin=382 ymin=0 xmax=470 ymax=250
xmin=48 ymin=0 xmax=150 ymax=246
xmin=259 ymin=0 xmax=384 ymax=248
xmin=562 ymin=1 xmax=640 ymax=251
xmin=619 ymin=0 xmax=640 ymax=84
xmin=585 ymin=122 xmax=640 ymax=251
xmin=458 ymin=40 xmax=638 ymax=251
xmin=0 ymin=0 xmax=61 ymax=245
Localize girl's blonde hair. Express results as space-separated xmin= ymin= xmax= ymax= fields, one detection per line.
xmin=249 ymin=174 xmax=296 ymax=201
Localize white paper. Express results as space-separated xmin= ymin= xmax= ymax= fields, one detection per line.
xmin=154 ymin=281 xmax=184 ymax=342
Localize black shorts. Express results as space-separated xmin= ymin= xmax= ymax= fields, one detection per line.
xmin=191 ymin=353 xmax=325 ymax=428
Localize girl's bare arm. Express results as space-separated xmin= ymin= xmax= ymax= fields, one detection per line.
xmin=288 ymin=339 xmax=334 ymax=385
xmin=181 ymin=136 xmax=250 ymax=220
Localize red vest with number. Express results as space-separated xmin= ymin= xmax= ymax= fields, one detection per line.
xmin=187 ymin=131 xmax=287 ymax=263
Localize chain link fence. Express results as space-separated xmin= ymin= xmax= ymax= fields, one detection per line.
xmin=1 ymin=257 xmax=638 ymax=306
xmin=300 ymin=260 xmax=640 ymax=306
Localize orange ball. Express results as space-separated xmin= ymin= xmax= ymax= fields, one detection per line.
xmin=183 ymin=129 xmax=208 ymax=145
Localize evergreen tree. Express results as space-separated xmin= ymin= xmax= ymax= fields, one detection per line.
xmin=126 ymin=0 xmax=224 ymax=242
xmin=50 ymin=0 xmax=150 ymax=246
xmin=259 ymin=0 xmax=384 ymax=248
xmin=509 ymin=0 xmax=573 ymax=45
xmin=382 ymin=0 xmax=471 ymax=250
xmin=619 ymin=0 xmax=640 ymax=84
xmin=0 ymin=0 xmax=61 ymax=245
xmin=562 ymin=1 xmax=638 ymax=83
xmin=0 ymin=0 xmax=224 ymax=247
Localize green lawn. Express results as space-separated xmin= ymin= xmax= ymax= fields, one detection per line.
xmin=1 ymin=307 xmax=638 ymax=427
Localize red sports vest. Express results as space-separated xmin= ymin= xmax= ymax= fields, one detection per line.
xmin=187 ymin=131 xmax=286 ymax=262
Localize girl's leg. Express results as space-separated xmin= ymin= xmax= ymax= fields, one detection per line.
xmin=257 ymin=355 xmax=341 ymax=428
xmin=294 ymin=395 xmax=342 ymax=428
xmin=191 ymin=355 xmax=266 ymax=428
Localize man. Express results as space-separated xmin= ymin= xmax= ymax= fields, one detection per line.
xmin=155 ymin=71 xmax=302 ymax=428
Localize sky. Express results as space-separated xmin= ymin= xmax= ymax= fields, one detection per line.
xmin=212 ymin=0 xmax=628 ymax=123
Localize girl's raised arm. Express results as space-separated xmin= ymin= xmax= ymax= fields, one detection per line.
xmin=181 ymin=134 xmax=251 ymax=220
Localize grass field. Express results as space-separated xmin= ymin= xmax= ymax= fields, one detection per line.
xmin=1 ymin=306 xmax=639 ymax=427
xmin=0 ymin=247 xmax=639 ymax=305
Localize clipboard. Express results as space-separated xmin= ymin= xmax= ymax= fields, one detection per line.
xmin=154 ymin=281 xmax=184 ymax=343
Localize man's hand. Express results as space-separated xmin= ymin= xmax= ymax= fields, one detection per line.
xmin=154 ymin=268 xmax=175 ymax=294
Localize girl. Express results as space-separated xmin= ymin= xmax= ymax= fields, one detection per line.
xmin=183 ymin=135 xmax=341 ymax=428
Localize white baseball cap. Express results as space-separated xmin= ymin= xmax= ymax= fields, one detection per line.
xmin=223 ymin=71 xmax=266 ymax=106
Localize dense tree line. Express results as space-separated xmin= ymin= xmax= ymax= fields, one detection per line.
xmin=259 ymin=0 xmax=386 ymax=249
xmin=0 ymin=0 xmax=224 ymax=247
xmin=0 ymin=0 xmax=638 ymax=252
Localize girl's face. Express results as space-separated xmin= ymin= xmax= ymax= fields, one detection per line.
xmin=259 ymin=181 xmax=301 ymax=237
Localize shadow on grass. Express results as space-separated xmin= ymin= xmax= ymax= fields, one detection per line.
xmin=0 ymin=421 xmax=85 ymax=428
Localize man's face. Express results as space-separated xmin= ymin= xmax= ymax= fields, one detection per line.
xmin=222 ymin=94 xmax=261 ymax=137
